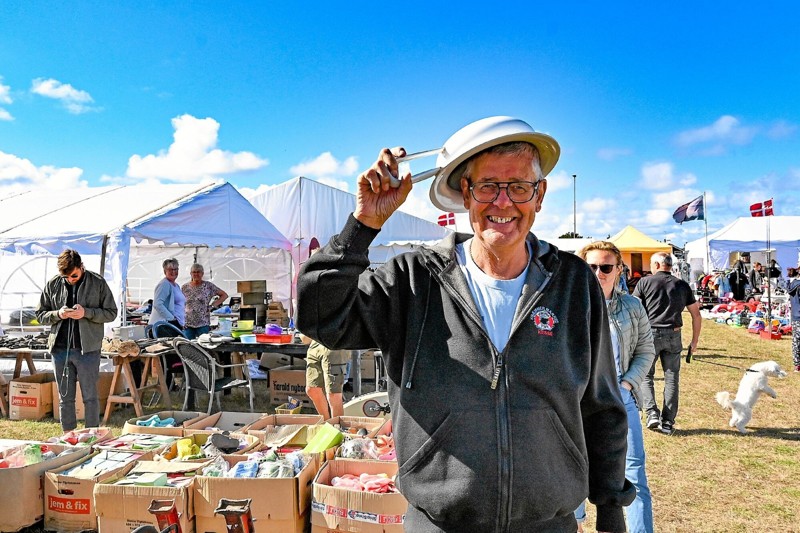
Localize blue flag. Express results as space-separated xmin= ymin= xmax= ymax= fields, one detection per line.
xmin=673 ymin=195 xmax=704 ymax=224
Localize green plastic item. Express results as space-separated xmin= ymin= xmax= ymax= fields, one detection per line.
xmin=303 ymin=423 xmax=343 ymax=453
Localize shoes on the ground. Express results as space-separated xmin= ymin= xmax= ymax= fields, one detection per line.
xmin=646 ymin=412 xmax=661 ymax=430
xmin=660 ymin=420 xmax=674 ymax=435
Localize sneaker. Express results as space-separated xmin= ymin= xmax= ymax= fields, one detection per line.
xmin=646 ymin=412 xmax=661 ymax=430
xmin=660 ymin=421 xmax=674 ymax=435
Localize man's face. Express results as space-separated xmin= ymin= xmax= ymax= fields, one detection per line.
xmin=460 ymin=151 xmax=546 ymax=254
xmin=62 ymin=266 xmax=84 ymax=286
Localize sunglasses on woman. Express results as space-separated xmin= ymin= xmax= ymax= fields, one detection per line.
xmin=588 ymin=264 xmax=616 ymax=274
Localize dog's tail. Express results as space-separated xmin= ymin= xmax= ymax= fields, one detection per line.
xmin=716 ymin=391 xmax=733 ymax=410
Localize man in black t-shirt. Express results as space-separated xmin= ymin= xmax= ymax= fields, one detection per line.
xmin=633 ymin=252 xmax=702 ymax=435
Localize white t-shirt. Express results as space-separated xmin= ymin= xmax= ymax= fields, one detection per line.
xmin=456 ymin=238 xmax=530 ymax=352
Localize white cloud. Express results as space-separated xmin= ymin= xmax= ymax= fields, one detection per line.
xmin=544 ymin=170 xmax=573 ymax=192
xmin=652 ymin=188 xmax=703 ymax=210
xmin=30 ymin=78 xmax=99 ymax=114
xmin=317 ymin=176 xmax=352 ymax=192
xmin=581 ymin=197 xmax=617 ymax=213
xmin=639 ymin=161 xmax=697 ymax=191
xmin=0 ymin=78 xmax=12 ymax=121
xmin=645 ymin=209 xmax=672 ymax=226
xmin=0 ymin=150 xmax=87 ymax=194
xmin=290 ymin=152 xmax=358 ymax=179
xmin=767 ymin=120 xmax=796 ymax=139
xmin=675 ymin=115 xmax=757 ymax=152
xmin=597 ymin=147 xmax=632 ymax=161
xmin=126 ymin=114 xmax=268 ymax=182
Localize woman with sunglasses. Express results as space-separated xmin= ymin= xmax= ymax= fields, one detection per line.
xmin=575 ymin=241 xmax=656 ymax=533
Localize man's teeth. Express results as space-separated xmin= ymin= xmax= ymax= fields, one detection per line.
xmin=488 ymin=216 xmax=513 ymax=223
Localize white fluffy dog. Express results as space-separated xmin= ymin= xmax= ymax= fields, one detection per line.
xmin=716 ymin=361 xmax=787 ymax=434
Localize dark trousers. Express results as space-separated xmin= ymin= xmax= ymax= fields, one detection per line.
xmin=640 ymin=329 xmax=683 ymax=424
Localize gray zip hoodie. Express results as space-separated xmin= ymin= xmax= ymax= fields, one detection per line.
xmin=298 ymin=215 xmax=635 ymax=532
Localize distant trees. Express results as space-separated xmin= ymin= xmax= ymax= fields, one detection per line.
xmin=558 ymin=231 xmax=584 ymax=238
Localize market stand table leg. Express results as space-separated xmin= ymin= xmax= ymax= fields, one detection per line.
xmin=102 ymin=353 xmax=172 ymax=424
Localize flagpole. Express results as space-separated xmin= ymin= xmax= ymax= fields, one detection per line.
xmin=703 ymin=191 xmax=710 ymax=272
xmin=766 ymin=206 xmax=772 ymax=329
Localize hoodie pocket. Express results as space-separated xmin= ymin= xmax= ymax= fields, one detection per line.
xmin=510 ymin=408 xmax=588 ymax=520
xmin=397 ymin=407 xmax=498 ymax=524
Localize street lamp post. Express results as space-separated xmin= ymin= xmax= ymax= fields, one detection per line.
xmin=572 ymin=174 xmax=577 ymax=237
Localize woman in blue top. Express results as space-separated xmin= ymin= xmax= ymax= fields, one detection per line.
xmin=786 ymin=267 xmax=800 ymax=372
xmin=575 ymin=241 xmax=657 ymax=533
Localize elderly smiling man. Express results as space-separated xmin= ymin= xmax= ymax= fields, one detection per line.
xmin=297 ymin=117 xmax=634 ymax=532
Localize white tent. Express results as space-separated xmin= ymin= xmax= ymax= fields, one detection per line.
xmin=685 ymin=216 xmax=800 ymax=273
xmin=248 ymin=177 xmax=452 ymax=273
xmin=0 ymin=182 xmax=293 ymax=327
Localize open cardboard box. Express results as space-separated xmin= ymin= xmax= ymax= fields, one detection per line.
xmin=156 ymin=432 xmax=260 ymax=461
xmin=94 ymin=460 xmax=207 ymax=533
xmin=0 ymin=444 xmax=91 ymax=532
xmin=122 ymin=410 xmax=211 ymax=437
xmin=194 ymin=453 xmax=319 ymax=533
xmin=247 ymin=413 xmax=324 ymax=448
xmin=9 ymin=372 xmax=55 ymax=420
xmin=183 ymin=411 xmax=267 ymax=436
xmin=44 ymin=449 xmax=151 ymax=533
xmin=311 ymin=459 xmax=407 ymax=532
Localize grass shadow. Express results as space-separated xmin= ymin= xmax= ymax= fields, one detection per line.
xmin=678 ymin=426 xmax=800 ymax=441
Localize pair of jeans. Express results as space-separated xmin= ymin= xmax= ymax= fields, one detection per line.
xmin=574 ymin=388 xmax=654 ymax=533
xmin=641 ymin=329 xmax=683 ymax=424
xmin=183 ymin=325 xmax=210 ymax=340
xmin=50 ymin=348 xmax=101 ymax=431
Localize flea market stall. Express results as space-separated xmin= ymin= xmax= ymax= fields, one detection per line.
xmin=0 ymin=182 xmax=293 ymax=330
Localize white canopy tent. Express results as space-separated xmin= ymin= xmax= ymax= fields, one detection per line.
xmin=248 ymin=176 xmax=452 ymax=275
xmin=0 ymin=182 xmax=293 ymax=328
xmin=685 ymin=216 xmax=800 ymax=274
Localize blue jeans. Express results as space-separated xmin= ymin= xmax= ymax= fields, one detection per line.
xmin=183 ymin=325 xmax=210 ymax=340
xmin=575 ymin=388 xmax=653 ymax=533
xmin=641 ymin=328 xmax=683 ymax=424
xmin=50 ymin=348 xmax=101 ymax=431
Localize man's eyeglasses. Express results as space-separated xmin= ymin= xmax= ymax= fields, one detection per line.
xmin=469 ymin=181 xmax=540 ymax=204
xmin=588 ymin=264 xmax=617 ymax=274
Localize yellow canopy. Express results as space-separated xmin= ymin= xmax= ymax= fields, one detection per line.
xmin=609 ymin=226 xmax=672 ymax=254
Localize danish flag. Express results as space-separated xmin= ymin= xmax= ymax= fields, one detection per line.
xmin=749 ymin=199 xmax=774 ymax=217
xmin=437 ymin=212 xmax=456 ymax=227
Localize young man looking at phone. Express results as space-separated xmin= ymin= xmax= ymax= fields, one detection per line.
xmin=36 ymin=249 xmax=117 ymax=431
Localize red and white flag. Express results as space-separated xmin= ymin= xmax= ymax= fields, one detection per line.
xmin=749 ymin=199 xmax=774 ymax=217
xmin=437 ymin=212 xmax=456 ymax=227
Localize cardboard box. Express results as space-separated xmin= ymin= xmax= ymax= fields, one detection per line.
xmin=247 ymin=414 xmax=324 ymax=448
xmin=44 ymin=449 xmax=149 ymax=533
xmin=94 ymin=460 xmax=205 ymax=533
xmin=122 ymin=410 xmax=208 ymax=437
xmin=10 ymin=372 xmax=56 ymax=420
xmin=183 ymin=411 xmax=267 ymax=436
xmin=311 ymin=459 xmax=407 ymax=532
xmin=360 ymin=350 xmax=376 ymax=380
xmin=320 ymin=416 xmax=389 ymax=439
xmin=0 ymin=444 xmax=91 ymax=532
xmin=156 ymin=432 xmax=260 ymax=461
xmin=51 ymin=371 xmax=117 ymax=421
xmin=194 ymin=454 xmax=317 ymax=533
xmin=270 ymin=365 xmax=311 ymax=407
xmin=94 ymin=433 xmax=179 ymax=453
xmin=237 ymin=280 xmax=267 ymax=293
xmin=259 ymin=352 xmax=294 ymax=371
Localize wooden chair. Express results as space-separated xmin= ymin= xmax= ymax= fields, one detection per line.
xmin=171 ymin=338 xmax=254 ymax=414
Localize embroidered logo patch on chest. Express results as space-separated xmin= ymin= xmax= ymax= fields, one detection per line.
xmin=531 ymin=306 xmax=559 ymax=336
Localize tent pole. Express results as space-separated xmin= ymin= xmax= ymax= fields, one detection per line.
xmin=703 ymin=191 xmax=710 ymax=272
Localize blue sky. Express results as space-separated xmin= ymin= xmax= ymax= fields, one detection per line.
xmin=2 ymin=2 xmax=799 ymax=246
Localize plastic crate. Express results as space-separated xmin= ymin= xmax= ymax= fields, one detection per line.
xmin=255 ymin=333 xmax=293 ymax=344
xmin=275 ymin=403 xmax=302 ymax=415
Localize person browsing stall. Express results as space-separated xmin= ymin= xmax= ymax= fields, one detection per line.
xmin=35 ymin=250 xmax=117 ymax=431
xmin=181 ymin=263 xmax=228 ymax=339
xmin=148 ymin=258 xmax=185 ymax=330
xmin=633 ymin=252 xmax=701 ymax=435
xmin=575 ymin=241 xmax=656 ymax=533
xmin=297 ymin=117 xmax=634 ymax=532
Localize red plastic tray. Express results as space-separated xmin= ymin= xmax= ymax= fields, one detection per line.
xmin=255 ymin=333 xmax=293 ymax=344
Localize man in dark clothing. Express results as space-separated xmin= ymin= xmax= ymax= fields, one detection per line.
xmin=633 ymin=252 xmax=701 ymax=435
xmin=297 ymin=117 xmax=634 ymax=532
xmin=36 ymin=250 xmax=117 ymax=431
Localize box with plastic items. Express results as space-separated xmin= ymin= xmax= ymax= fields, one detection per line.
xmin=155 ymin=432 xmax=261 ymax=462
xmin=247 ymin=413 xmax=324 ymax=448
xmin=44 ymin=449 xmax=151 ymax=533
xmin=94 ymin=460 xmax=207 ymax=533
xmin=122 ymin=410 xmax=208 ymax=437
xmin=194 ymin=452 xmax=319 ymax=533
xmin=183 ymin=411 xmax=267 ymax=436
xmin=0 ymin=443 xmax=91 ymax=532
xmin=311 ymin=459 xmax=407 ymax=533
